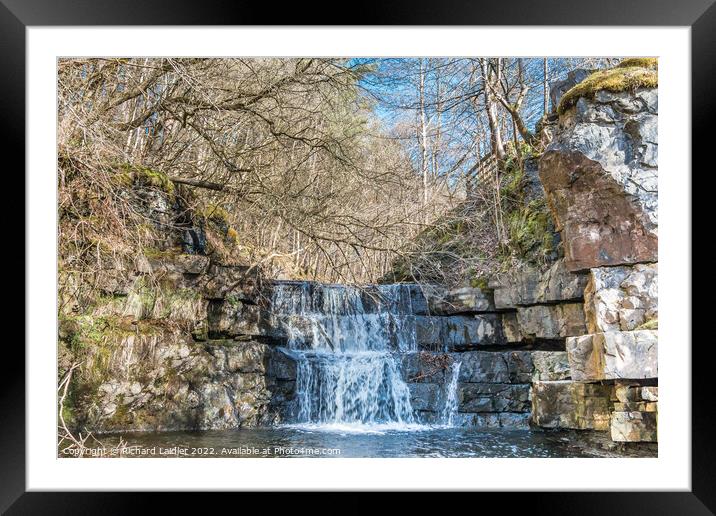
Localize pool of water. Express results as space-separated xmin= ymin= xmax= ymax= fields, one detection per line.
xmin=76 ymin=425 xmax=657 ymax=458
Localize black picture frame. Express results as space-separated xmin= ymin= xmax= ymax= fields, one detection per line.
xmin=5 ymin=0 xmax=711 ymax=511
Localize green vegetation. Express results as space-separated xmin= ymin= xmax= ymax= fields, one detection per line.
xmin=636 ymin=318 xmax=658 ymax=330
xmin=202 ymin=203 xmax=231 ymax=225
xmin=114 ymin=163 xmax=175 ymax=194
xmin=558 ymin=59 xmax=658 ymax=115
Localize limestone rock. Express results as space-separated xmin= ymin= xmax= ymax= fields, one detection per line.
xmin=426 ymin=285 xmax=496 ymax=314
xmin=539 ymin=88 xmax=658 ymax=271
xmin=550 ymin=69 xmax=593 ymax=112
xmin=453 ymin=412 xmax=531 ymax=429
xmin=613 ymin=402 xmax=657 ymax=412
xmin=202 ymin=264 xmax=261 ymax=301
xmin=207 ymin=300 xmax=266 ymax=338
xmin=458 ymin=383 xmax=531 ymax=413
xmin=515 ymin=302 xmax=587 ymax=339
xmin=415 ymin=314 xmax=504 ymax=351
xmin=491 ymin=259 xmax=588 ymax=309
xmin=567 ymin=330 xmax=658 ymax=381
xmin=407 ymin=382 xmax=441 ymax=412
xmin=501 ymin=312 xmax=521 ymax=343
xmin=610 ymin=411 xmax=658 ymax=442
xmin=531 ymin=351 xmax=571 ymax=381
xmin=531 ymin=380 xmax=612 ymax=430
xmin=454 ymin=351 xmax=533 ymax=384
xmin=641 ymin=386 xmax=658 ymax=401
xmin=584 ymin=263 xmax=658 ymax=332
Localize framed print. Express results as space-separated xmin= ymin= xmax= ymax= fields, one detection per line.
xmin=7 ymin=0 xmax=713 ymax=510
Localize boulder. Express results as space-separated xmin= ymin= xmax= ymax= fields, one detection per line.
xmin=539 ymin=88 xmax=658 ymax=271
xmin=584 ymin=263 xmax=658 ymax=332
xmin=610 ymin=410 xmax=658 ymax=442
xmin=567 ymin=330 xmax=658 ymax=381
xmin=491 ymin=259 xmax=588 ymax=309
xmin=531 ymin=380 xmax=612 ymax=430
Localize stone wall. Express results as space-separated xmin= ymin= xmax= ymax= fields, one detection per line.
xmin=59 ymin=251 xmax=298 ymax=434
xmin=533 ymin=78 xmax=658 ymax=442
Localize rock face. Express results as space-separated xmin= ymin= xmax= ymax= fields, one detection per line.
xmin=539 ymin=88 xmax=658 ymax=271
xmin=549 ymin=69 xmax=593 ymax=112
xmin=584 ymin=263 xmax=657 ymax=332
xmin=514 ymin=303 xmax=587 ymax=340
xmin=425 ymin=285 xmax=495 ymax=314
xmin=610 ymin=411 xmax=658 ymax=442
xmin=491 ymin=260 xmax=588 ymax=308
xmin=567 ymin=330 xmax=658 ymax=381
xmin=401 ymin=351 xmax=533 ymax=428
xmin=414 ymin=314 xmax=504 ymax=351
xmin=531 ymin=380 xmax=612 ymax=430
xmin=531 ymin=351 xmax=571 ymax=381
xmin=66 ymin=329 xmax=297 ymax=433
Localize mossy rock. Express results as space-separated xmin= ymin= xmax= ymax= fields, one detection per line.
xmin=558 ymin=59 xmax=658 ymax=115
xmin=114 ymin=163 xmax=175 ymax=194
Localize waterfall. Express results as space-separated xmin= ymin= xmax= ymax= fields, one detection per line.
xmin=441 ymin=361 xmax=462 ymax=427
xmin=272 ymin=282 xmax=420 ymax=428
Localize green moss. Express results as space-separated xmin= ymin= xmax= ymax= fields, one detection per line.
xmin=114 ymin=163 xmax=175 ymax=194
xmin=618 ymin=57 xmax=658 ymax=70
xmin=470 ymin=276 xmax=489 ymax=290
xmin=636 ymin=318 xmax=658 ymax=330
xmin=202 ymin=203 xmax=231 ymax=225
xmin=142 ymin=246 xmax=182 ymax=260
xmin=558 ymin=62 xmax=658 ymax=115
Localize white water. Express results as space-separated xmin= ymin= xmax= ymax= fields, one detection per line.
xmin=441 ymin=361 xmax=462 ymax=428
xmin=271 ymin=282 xmax=421 ymax=429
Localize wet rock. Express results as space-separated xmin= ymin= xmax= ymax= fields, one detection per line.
xmin=401 ymin=352 xmax=452 ymax=384
xmin=539 ymin=88 xmax=658 ymax=271
xmin=407 ymin=383 xmax=441 ymax=412
xmin=584 ymin=263 xmax=658 ymax=332
xmin=458 ymin=383 xmax=531 ymax=413
xmin=453 ymin=412 xmax=531 ymax=429
xmin=267 ymin=349 xmax=298 ymax=381
xmin=531 ymin=380 xmax=612 ymax=430
xmin=567 ymin=330 xmax=658 ymax=381
xmin=491 ymin=259 xmax=588 ymax=309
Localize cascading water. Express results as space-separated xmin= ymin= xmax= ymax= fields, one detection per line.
xmin=271 ymin=282 xmax=420 ymax=429
xmin=441 ymin=361 xmax=462 ymax=427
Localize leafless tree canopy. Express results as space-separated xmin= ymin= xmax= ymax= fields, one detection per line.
xmin=58 ymin=57 xmax=620 ymax=292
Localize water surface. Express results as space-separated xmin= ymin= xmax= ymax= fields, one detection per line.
xmin=95 ymin=425 xmax=657 ymax=458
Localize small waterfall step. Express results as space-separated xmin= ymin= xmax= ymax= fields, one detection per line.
xmin=271 ymin=281 xmax=427 ymax=427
